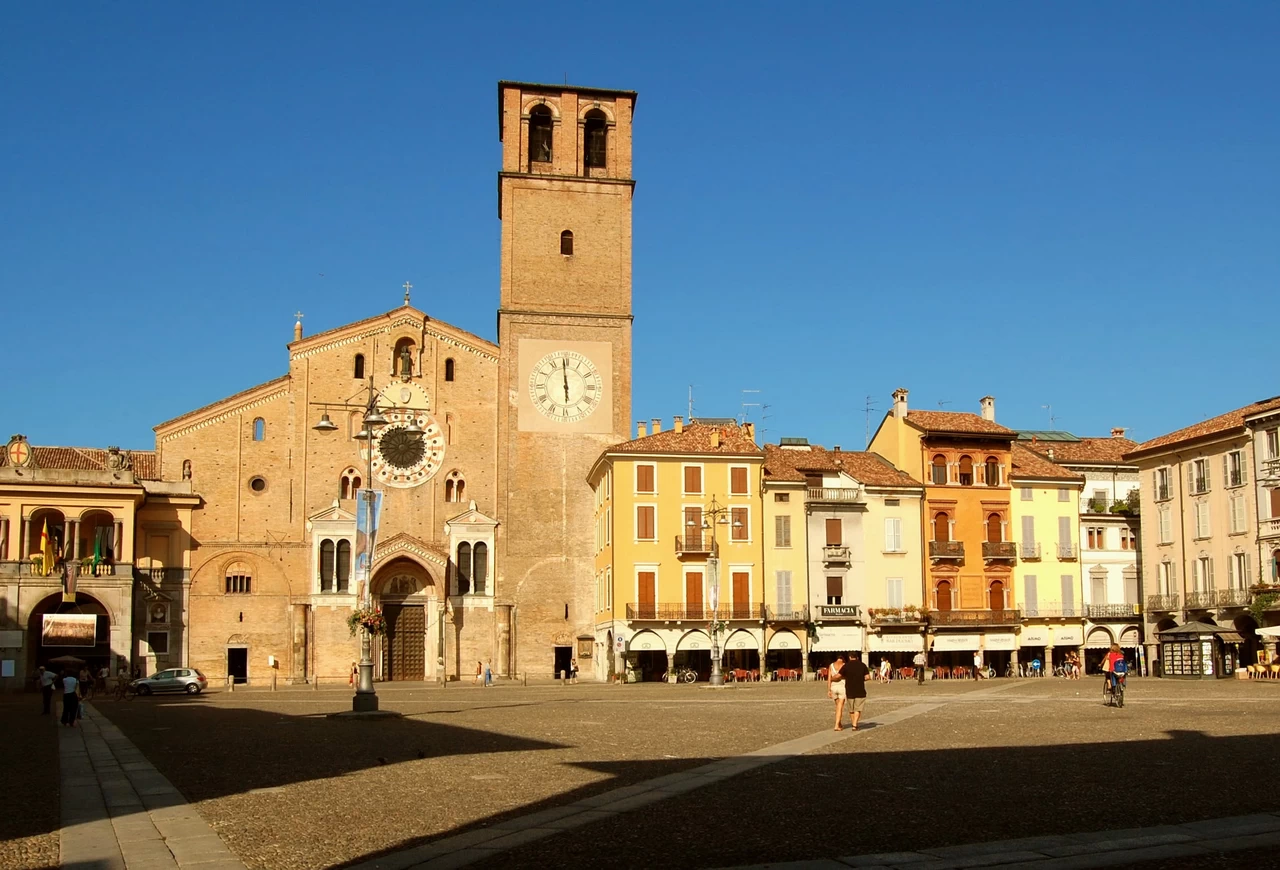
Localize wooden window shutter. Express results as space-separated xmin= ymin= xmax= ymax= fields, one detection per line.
xmin=731 ymin=507 xmax=749 ymax=540
xmin=775 ymin=515 xmax=791 ymax=547
xmin=731 ymin=466 xmax=748 ymax=494
xmin=637 ymin=506 xmax=655 ymax=539
xmin=684 ymin=466 xmax=701 ymax=493
xmin=825 ymin=518 xmax=842 ymax=545
xmin=826 ymin=576 xmax=842 ymax=598
xmin=637 ymin=464 xmax=654 ymax=493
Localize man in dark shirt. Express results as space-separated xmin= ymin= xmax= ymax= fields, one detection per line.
xmin=844 ymin=651 xmax=872 ymax=730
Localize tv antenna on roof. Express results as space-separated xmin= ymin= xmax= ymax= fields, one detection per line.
xmin=937 ymin=400 xmax=951 ymax=408
xmin=688 ymin=385 xmax=695 ymax=421
xmin=1043 ymin=404 xmax=1058 ymax=428
xmin=740 ymin=389 xmax=761 ymax=425
xmin=864 ymin=395 xmax=879 ymax=449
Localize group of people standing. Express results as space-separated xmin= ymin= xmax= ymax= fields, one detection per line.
xmin=37 ymin=665 xmax=95 ymax=726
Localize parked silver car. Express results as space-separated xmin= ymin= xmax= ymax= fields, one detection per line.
xmin=131 ymin=668 xmax=208 ymax=695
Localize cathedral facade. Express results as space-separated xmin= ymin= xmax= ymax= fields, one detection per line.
xmin=151 ymin=80 xmax=635 ymax=683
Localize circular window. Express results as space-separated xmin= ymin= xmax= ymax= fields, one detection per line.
xmin=249 ymin=476 xmax=267 ymax=493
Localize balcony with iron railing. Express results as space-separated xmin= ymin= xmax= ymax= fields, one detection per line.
xmin=1020 ymin=543 xmax=1042 ymax=561
xmin=929 ymin=540 xmax=964 ymax=560
xmin=807 ymin=487 xmax=864 ymax=503
xmin=1021 ymin=604 xmax=1083 ymax=619
xmin=822 ymin=544 xmax=851 ymax=564
xmin=674 ymin=535 xmax=715 ymax=557
xmin=765 ymin=605 xmax=809 ymax=622
xmin=1146 ymin=593 xmax=1180 ymax=612
xmin=982 ymin=541 xmax=1017 ymax=561
xmin=626 ymin=603 xmax=762 ymax=621
xmin=868 ymin=607 xmax=925 ymax=625
xmin=1057 ymin=542 xmax=1077 ymax=560
xmin=928 ymin=608 xmax=1021 ymax=626
xmin=1155 ymin=484 xmax=1171 ymax=501
xmin=1186 ymin=589 xmax=1252 ymax=609
xmin=1263 ymin=458 xmax=1280 ymax=480
xmin=1085 ymin=603 xmax=1142 ymax=620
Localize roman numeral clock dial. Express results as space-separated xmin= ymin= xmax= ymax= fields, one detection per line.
xmin=529 ymin=350 xmax=602 ymax=423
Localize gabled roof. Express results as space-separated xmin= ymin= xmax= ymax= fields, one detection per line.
xmin=905 ymin=410 xmax=1016 ymax=437
xmin=288 ymin=305 xmax=498 ymax=359
xmin=1010 ymin=443 xmax=1084 ymax=483
xmin=1126 ymin=395 xmax=1280 ymax=459
xmin=1030 ymin=436 xmax=1139 ymax=466
xmin=605 ymin=422 xmax=763 ymax=457
xmin=762 ymin=444 xmax=920 ymax=488
xmin=1 ymin=445 xmax=160 ymax=480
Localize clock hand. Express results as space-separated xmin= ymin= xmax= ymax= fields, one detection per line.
xmin=562 ymin=358 xmax=570 ymax=402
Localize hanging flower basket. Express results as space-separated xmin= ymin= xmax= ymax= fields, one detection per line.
xmin=347 ymin=607 xmax=387 ymax=637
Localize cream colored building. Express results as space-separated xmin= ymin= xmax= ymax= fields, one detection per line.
xmin=1126 ymin=395 xmax=1280 ymax=676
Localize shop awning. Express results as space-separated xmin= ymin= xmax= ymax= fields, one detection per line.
xmin=810 ymin=626 xmax=864 ymax=652
xmin=932 ymin=634 xmax=980 ymax=652
xmin=723 ymin=629 xmax=758 ymax=652
xmin=1159 ymin=621 xmax=1245 ymax=643
xmin=985 ymin=633 xmax=1016 ymax=651
xmin=868 ymin=632 xmax=924 ymax=652
xmin=1020 ymin=627 xmax=1050 ymax=646
xmin=628 ymin=630 xmax=667 ymax=653
xmin=1119 ymin=627 xmax=1141 ymax=647
xmin=1256 ymin=626 xmax=1280 ymax=638
xmin=676 ymin=630 xmax=709 ymax=652
xmin=1085 ymin=628 xmax=1114 ymax=649
xmin=768 ymin=630 xmax=801 ymax=651
xmin=1052 ymin=626 xmax=1084 ymax=646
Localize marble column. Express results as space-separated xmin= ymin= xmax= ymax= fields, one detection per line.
xmin=71 ymin=521 xmax=81 ymax=562
xmin=20 ymin=517 xmax=30 ymax=561
xmin=0 ymin=517 xmax=8 ymax=561
xmin=113 ymin=521 xmax=124 ymax=563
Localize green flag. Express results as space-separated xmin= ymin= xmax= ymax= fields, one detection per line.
xmin=92 ymin=527 xmax=104 ymax=568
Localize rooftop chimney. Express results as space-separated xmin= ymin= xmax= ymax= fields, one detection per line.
xmin=636 ymin=421 xmax=647 ymax=438
xmin=651 ymin=418 xmax=662 ymax=434
xmin=710 ymin=429 xmax=721 ymax=448
xmin=833 ymin=445 xmax=841 ymax=453
xmin=892 ymin=388 xmax=909 ymax=420
xmin=1111 ymin=427 xmax=1127 ymax=439
xmin=743 ymin=422 xmax=755 ymax=442
xmin=673 ymin=416 xmax=684 ymax=433
xmin=980 ymin=396 xmax=996 ymax=422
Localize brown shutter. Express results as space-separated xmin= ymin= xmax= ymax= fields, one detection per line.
xmin=685 ymin=571 xmax=703 ymax=618
xmin=731 ymin=507 xmax=749 ymax=540
xmin=638 ymin=571 xmax=656 ymax=618
xmin=732 ymin=572 xmax=749 ymax=614
xmin=637 ymin=464 xmax=654 ymax=493
xmin=684 ymin=507 xmax=703 ymax=548
xmin=637 ymin=506 xmax=655 ymax=540
xmin=731 ymin=466 xmax=748 ymax=494
xmin=826 ymin=576 xmax=842 ymax=601
xmin=684 ymin=466 xmax=701 ymax=493
xmin=825 ymin=518 xmax=842 ymax=545
xmin=805 ymin=473 xmax=824 ymax=490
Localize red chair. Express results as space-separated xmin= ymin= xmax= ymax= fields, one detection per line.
xmin=935 ymin=666 xmax=949 ymax=680
xmin=817 ymin=667 xmax=829 ymax=681
xmin=901 ymin=666 xmax=915 ymax=680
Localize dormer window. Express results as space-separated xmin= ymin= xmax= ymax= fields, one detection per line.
xmin=529 ymin=105 xmax=553 ymax=165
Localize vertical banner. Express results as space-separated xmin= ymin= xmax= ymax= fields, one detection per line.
xmin=354 ymin=488 xmax=383 ymax=605
xmin=62 ymin=560 xmax=76 ymax=604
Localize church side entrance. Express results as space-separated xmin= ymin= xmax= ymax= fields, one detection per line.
xmin=383 ymin=604 xmax=425 ymax=681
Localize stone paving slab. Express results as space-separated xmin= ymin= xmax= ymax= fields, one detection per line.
xmin=58 ymin=704 xmax=245 ymax=869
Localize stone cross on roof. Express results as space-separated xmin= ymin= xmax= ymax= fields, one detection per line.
xmin=402 ymin=281 xmax=413 ymax=306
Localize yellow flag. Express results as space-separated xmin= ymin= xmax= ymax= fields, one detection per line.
xmin=40 ymin=519 xmax=56 ymax=577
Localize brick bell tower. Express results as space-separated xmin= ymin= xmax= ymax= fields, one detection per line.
xmin=494 ymin=81 xmax=635 ymax=677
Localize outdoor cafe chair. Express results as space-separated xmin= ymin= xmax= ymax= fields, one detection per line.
xmin=934 ymin=666 xmax=949 ymax=680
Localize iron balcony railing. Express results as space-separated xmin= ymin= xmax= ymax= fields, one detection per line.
xmin=1187 ymin=589 xmax=1253 ymax=609
xmin=1021 ymin=605 xmax=1083 ymax=618
xmin=928 ymin=609 xmax=1021 ymax=626
xmin=625 ymin=603 xmax=762 ymax=621
xmin=1216 ymin=588 xmax=1252 ymax=608
xmin=822 ymin=544 xmax=851 ymax=563
xmin=1146 ymin=593 xmax=1180 ymax=612
xmin=929 ymin=540 xmax=964 ymax=560
xmin=1085 ymin=603 xmax=1142 ymax=619
xmin=1185 ymin=591 xmax=1215 ymax=609
xmin=765 ymin=605 xmax=809 ymax=622
xmin=982 ymin=541 xmax=1017 ymax=560
xmin=674 ymin=535 xmax=715 ymax=556
xmin=807 ymin=486 xmax=864 ymax=503
xmin=136 ymin=567 xmax=191 ymax=584
xmin=1156 ymin=484 xmax=1171 ymax=501
xmin=1021 ymin=543 xmax=1042 ymax=560
xmin=1058 ymin=542 xmax=1077 ymax=560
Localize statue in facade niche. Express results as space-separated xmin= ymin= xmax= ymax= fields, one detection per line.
xmin=399 ymin=346 xmax=413 ymax=377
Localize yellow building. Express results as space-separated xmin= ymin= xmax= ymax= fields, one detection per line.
xmin=1010 ymin=443 xmax=1085 ymax=673
xmin=762 ymin=441 xmax=924 ymax=676
xmin=589 ymin=418 xmax=763 ymax=682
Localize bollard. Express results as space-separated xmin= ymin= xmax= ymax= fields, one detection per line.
xmin=227 ymin=674 xmax=234 ymax=693
xmin=271 ymin=671 xmax=277 ymax=692
xmin=312 ymin=675 xmax=318 ymax=691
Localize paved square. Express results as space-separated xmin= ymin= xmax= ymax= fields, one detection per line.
xmin=45 ymin=677 xmax=1280 ymax=869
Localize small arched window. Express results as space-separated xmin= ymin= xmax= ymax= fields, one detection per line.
xmin=354 ymin=354 xmax=365 ymax=380
xmin=455 ymin=478 xmax=466 ymax=502
xmin=933 ymin=511 xmax=950 ymax=542
xmin=456 ymin=542 xmax=472 ymax=595
xmin=340 ymin=468 xmax=362 ymax=499
xmin=560 ymin=230 xmax=574 ymax=256
xmin=320 ymin=539 xmax=335 ymax=592
xmin=958 ymin=455 xmax=974 ymax=486
xmin=584 ymin=109 xmax=607 ymax=169
xmin=529 ymin=105 xmax=553 ymax=165
xmin=473 ymin=542 xmax=488 ymax=595
xmin=225 ymin=562 xmax=252 ymax=595
xmin=444 ymin=358 xmax=455 ymax=381
xmin=336 ymin=540 xmax=351 ymax=593
xmin=985 ymin=456 xmax=1000 ymax=486
xmin=935 ymin=579 xmax=953 ymax=611
xmin=253 ymin=418 xmax=266 ymax=441
xmin=986 ymin=512 xmax=1003 ymax=543
xmin=931 ymin=454 xmax=948 ymax=485
xmin=988 ymin=580 xmax=1006 ymax=611
xmin=445 ymin=412 xmax=454 ymax=445
xmin=444 ymin=471 xmax=465 ymax=503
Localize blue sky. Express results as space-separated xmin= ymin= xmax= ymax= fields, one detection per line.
xmin=2 ymin=3 xmax=1276 ymax=451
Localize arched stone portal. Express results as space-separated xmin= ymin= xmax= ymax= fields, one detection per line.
xmin=372 ymin=557 xmax=438 ymax=682
xmin=27 ymin=592 xmax=114 ymax=676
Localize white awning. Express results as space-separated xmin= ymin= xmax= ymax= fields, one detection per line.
xmin=810 ymin=626 xmax=864 ymax=652
xmin=1085 ymin=628 xmax=1115 ymax=649
xmin=723 ymin=629 xmax=758 ymax=651
xmin=767 ymin=629 xmax=801 ymax=651
xmin=1257 ymin=626 xmax=1280 ymax=638
xmin=1053 ymin=626 xmax=1085 ymax=646
xmin=869 ymin=632 xmax=924 ymax=652
xmin=985 ymin=633 xmax=1016 ymax=651
xmin=675 ymin=630 xmax=709 ymax=652
xmin=1020 ymin=627 xmax=1051 ymax=646
xmin=1119 ymin=627 xmax=1141 ymax=647
xmin=627 ymin=630 xmax=667 ymax=653
xmin=932 ymin=634 xmax=981 ymax=652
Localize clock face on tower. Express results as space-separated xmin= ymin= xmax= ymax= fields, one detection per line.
xmin=528 ymin=349 xmax=603 ymax=423
xmin=367 ymin=383 xmax=445 ymax=488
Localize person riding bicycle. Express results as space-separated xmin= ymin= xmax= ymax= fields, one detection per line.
xmin=1102 ymin=643 xmax=1127 ymax=695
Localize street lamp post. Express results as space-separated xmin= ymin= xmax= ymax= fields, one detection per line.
xmin=690 ymin=497 xmax=741 ymax=687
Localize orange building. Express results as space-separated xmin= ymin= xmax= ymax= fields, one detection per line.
xmin=870 ymin=390 xmax=1020 ymax=670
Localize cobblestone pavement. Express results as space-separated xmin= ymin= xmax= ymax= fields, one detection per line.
xmin=0 ymin=695 xmax=59 ymax=870
xmin=86 ymin=677 xmax=1280 ymax=870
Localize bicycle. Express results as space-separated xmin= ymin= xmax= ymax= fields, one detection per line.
xmin=1004 ymin=663 xmax=1017 ymax=678
xmin=1103 ymin=674 xmax=1126 ymax=708
xmin=661 ymin=666 xmax=698 ymax=684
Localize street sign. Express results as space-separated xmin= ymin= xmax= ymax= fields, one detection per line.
xmin=614 ymin=636 xmax=625 ymax=653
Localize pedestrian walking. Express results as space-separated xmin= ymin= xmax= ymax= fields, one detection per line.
xmin=79 ymin=666 xmax=93 ymax=700
xmin=913 ymin=650 xmax=927 ymax=685
xmin=483 ymin=660 xmax=493 ymax=687
xmin=569 ymin=658 xmax=579 ymax=684
xmin=475 ymin=660 xmax=483 ymax=685
xmin=60 ymin=670 xmax=81 ymax=727
xmin=96 ymin=665 xmax=109 ymax=696
xmin=349 ymin=661 xmax=358 ymax=688
xmin=37 ymin=666 xmax=55 ymax=714
xmin=973 ymin=651 xmax=984 ymax=679
xmin=827 ymin=654 xmax=847 ymax=731
xmin=844 ymin=651 xmax=871 ymax=730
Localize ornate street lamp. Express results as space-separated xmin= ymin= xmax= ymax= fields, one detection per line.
xmin=698 ymin=496 xmax=740 ymax=687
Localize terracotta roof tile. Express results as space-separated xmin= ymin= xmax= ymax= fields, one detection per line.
xmin=905 ymin=410 xmax=1016 ymax=436
xmin=1127 ymin=395 xmax=1280 ymax=457
xmin=763 ymin=444 xmax=920 ymax=487
xmin=1027 ymin=437 xmax=1139 ymax=465
xmin=1010 ymin=443 xmax=1084 ymax=482
xmin=607 ymin=422 xmax=763 ymax=456
xmin=2 ymin=446 xmax=161 ymax=480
